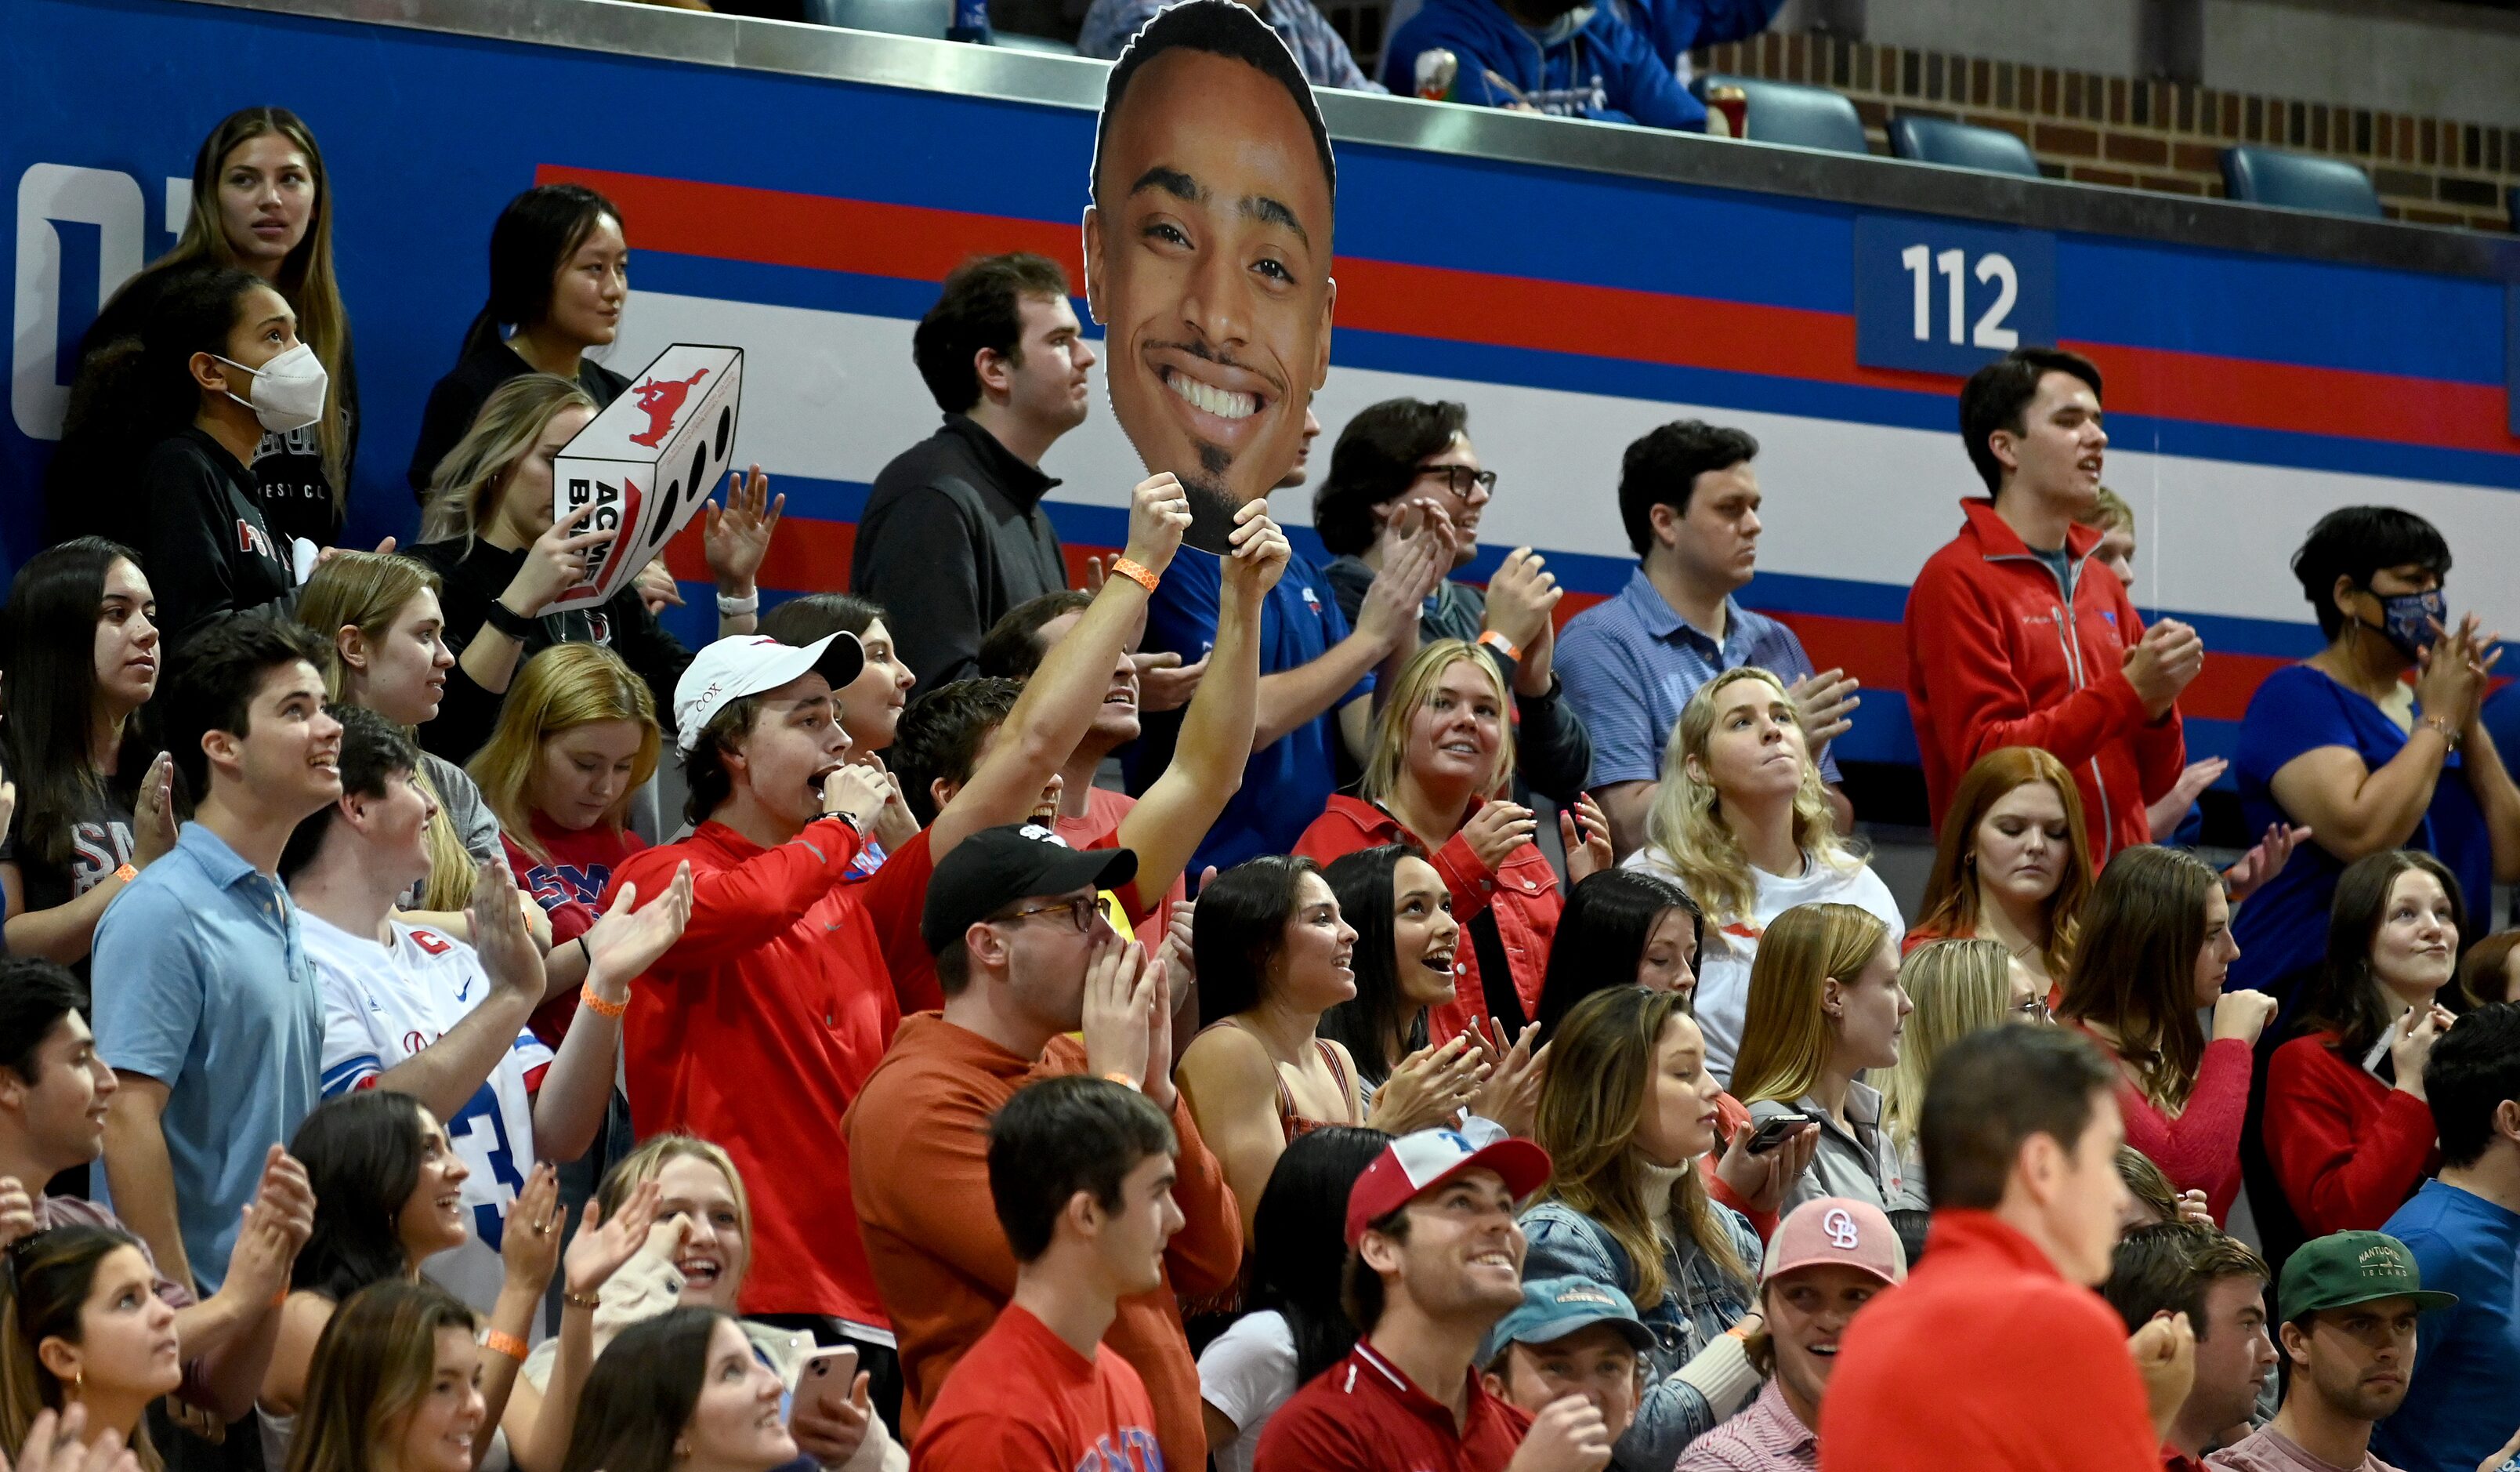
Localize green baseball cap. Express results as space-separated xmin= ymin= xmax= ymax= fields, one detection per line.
xmin=2276 ymin=1232 xmax=2457 ymax=1322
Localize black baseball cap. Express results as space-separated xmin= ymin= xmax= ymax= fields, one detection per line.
xmin=921 ymin=823 xmax=1140 ymax=956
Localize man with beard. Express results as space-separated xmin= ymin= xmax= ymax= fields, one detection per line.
xmin=2207 ymin=1232 xmax=2453 ymax=1472
xmin=1087 ymin=0 xmax=1447 ymax=871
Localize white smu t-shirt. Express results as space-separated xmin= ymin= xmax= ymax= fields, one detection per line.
xmin=1624 ymin=847 xmax=1905 ymax=1089
xmin=303 ymin=913 xmax=554 ymax=1314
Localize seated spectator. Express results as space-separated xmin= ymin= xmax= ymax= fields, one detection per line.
xmin=1381 ymin=0 xmax=1703 ymax=127
xmin=2458 ymin=930 xmax=2520 ymax=1006
xmin=1819 ymin=1027 xmax=2174 ymax=1468
xmin=556 ymin=1307 xmax=809 ymax=1472
xmin=508 ymin=1137 xmax=892 ymax=1472
xmin=852 ymin=255 xmax=1096 ymax=691
xmin=0 ymin=958 xmax=306 ymax=1423
xmin=2213 ymin=1231 xmax=2454 ymax=1472
xmin=2101 ymin=1224 xmax=2278 ymax=1468
xmin=1197 ymin=1126 xmax=1388 ymax=1472
xmin=1903 ymin=745 xmax=2095 ymax=996
xmin=413 ymin=373 xmax=776 ymax=763
xmin=1905 ymin=348 xmax=2196 ymax=868
xmin=1533 ymin=869 xmax=1700 ymax=1039
xmin=283 ymin=1279 xmax=488 ymax=1472
xmin=1599 ymin=0 xmax=1784 ymax=80
xmin=281 ymin=703 xmax=689 ymax=1307
xmin=466 ymin=644 xmax=661 ymax=1042
xmin=0 ymin=541 xmax=176 ymax=978
xmin=51 ymin=108 xmax=353 ymax=553
xmin=1081 ymin=0 xmax=1382 ymax=90
xmin=1732 ymin=905 xmax=1913 ymax=1215
xmin=1476 ymin=1278 xmax=1652 ymax=1451
xmin=1308 ymin=398 xmax=1592 ymax=802
xmin=96 ymin=618 xmax=340 ymax=1296
xmin=0 ymin=1227 xmax=185 ymax=1467
xmin=2232 ymin=506 xmax=2520 ymax=1013
xmin=1877 ymin=937 xmax=2030 ymax=1212
xmin=1252 ymin=1129 xmax=1588 ymax=1471
xmin=1677 ymin=1196 xmax=1907 ymax=1472
xmin=1626 ymin=667 xmax=1902 ymax=1086
xmin=844 ymin=826 xmax=1241 ymax=1470
xmin=911 ymin=1077 xmax=1181 ymax=1466
xmin=2257 ymin=852 xmax=2460 ymax=1274
xmin=2057 ymin=847 xmax=2278 ymax=1224
xmin=295 ymin=553 xmax=516 ymax=938
xmin=258 ymin=1093 xmax=560 ymax=1468
xmin=1296 ymin=640 xmax=1613 ymax=1039
xmin=1559 ymin=421 xmax=1852 ymax=857
xmin=408 ymin=184 xmax=631 ymax=496
xmin=2373 ymin=1003 xmax=2520 ymax=1472
xmin=1316 ymin=847 xmax=1539 ymax=1134
xmin=1522 ymin=987 xmax=1762 ymax=1468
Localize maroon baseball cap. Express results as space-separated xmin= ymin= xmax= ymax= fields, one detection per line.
xmin=1344 ymin=1129 xmax=1552 ymax=1247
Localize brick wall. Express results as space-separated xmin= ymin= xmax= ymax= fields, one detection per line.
xmin=1693 ymin=31 xmax=2520 ymax=230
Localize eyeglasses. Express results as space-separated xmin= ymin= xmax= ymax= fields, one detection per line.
xmin=2012 ymin=996 xmax=2053 ymax=1024
xmin=1415 ymin=464 xmax=1499 ymax=503
xmin=993 ymin=896 xmax=1104 ymax=934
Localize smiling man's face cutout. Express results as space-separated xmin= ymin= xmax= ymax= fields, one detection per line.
xmin=1085 ymin=5 xmax=1338 ymax=552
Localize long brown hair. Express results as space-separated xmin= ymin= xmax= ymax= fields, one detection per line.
xmin=1729 ymin=902 xmax=1892 ymax=1110
xmin=284 ymin=1281 xmax=476 ymax=1472
xmin=1913 ymin=746 xmax=2095 ymax=977
xmin=2055 ymin=847 xmax=2221 ymax=1111
xmin=0 ymin=1229 xmax=163 ymax=1472
xmin=2295 ymin=850 xmax=2466 ymax=1061
xmin=1535 ymin=988 xmax=1749 ymax=1305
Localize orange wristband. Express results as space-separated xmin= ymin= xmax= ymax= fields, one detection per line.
xmin=1102 ymin=1070 xmax=1141 ymax=1092
xmin=1109 ymin=557 xmax=1160 ymax=593
xmin=481 ymin=1330 xmax=528 ymax=1361
xmin=580 ymin=984 xmax=628 ymax=1019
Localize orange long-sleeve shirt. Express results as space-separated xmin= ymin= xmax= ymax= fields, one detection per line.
xmin=843 ymin=1013 xmax=1243 ymax=1472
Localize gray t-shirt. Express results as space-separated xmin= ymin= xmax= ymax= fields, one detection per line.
xmin=399 ymin=752 xmax=503 ymax=908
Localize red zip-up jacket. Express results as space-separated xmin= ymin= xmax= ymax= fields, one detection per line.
xmin=1294 ymin=795 xmax=1561 ymax=1045
xmin=1903 ymin=499 xmax=2185 ymax=861
xmin=2263 ymin=1031 xmax=2439 ymax=1236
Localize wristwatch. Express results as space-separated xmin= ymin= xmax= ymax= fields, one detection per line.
xmin=483 ymin=599 xmax=539 ymax=641
xmin=820 ymin=807 xmax=867 ymax=836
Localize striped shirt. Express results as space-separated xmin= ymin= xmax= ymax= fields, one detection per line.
xmin=1678 ymin=1377 xmax=1817 ymax=1471
xmin=1558 ymin=567 xmax=1838 ymax=790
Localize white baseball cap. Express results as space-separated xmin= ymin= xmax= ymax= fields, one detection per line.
xmin=673 ymin=633 xmax=864 ymax=752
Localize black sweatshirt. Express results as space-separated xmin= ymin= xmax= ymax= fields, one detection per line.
xmin=408 ymin=345 xmax=630 ymax=499
xmin=140 ymin=427 xmax=299 ymax=651
xmin=849 ymin=415 xmax=1070 ymax=689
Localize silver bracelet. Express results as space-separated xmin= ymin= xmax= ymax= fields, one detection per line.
xmin=716 ymin=588 xmax=759 ymax=616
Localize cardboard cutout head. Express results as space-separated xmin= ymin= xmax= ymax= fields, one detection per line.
xmin=1085 ymin=0 xmax=1338 ymax=553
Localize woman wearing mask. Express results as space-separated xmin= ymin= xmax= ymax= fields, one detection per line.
xmin=1627 ymin=667 xmax=1903 ymax=1088
xmin=1294 ymin=640 xmax=1614 ymax=1042
xmin=0 ymin=1227 xmax=184 ymax=1472
xmin=412 ymin=373 xmax=776 ymax=763
xmin=1522 ymin=986 xmax=1763 ymax=1470
xmin=52 ymin=107 xmax=355 ymax=552
xmin=2231 ymin=506 xmax=2520 ymax=1012
xmin=1730 ymin=904 xmax=1914 ymax=1215
xmin=2257 ymin=851 xmax=2463 ymax=1267
xmin=1876 ymin=937 xmax=2037 ymax=1211
xmin=1903 ymin=746 xmax=2095 ymax=996
xmin=2056 ymin=847 xmax=2279 ymax=1225
xmin=0 ymin=541 xmax=176 ymax=976
xmin=1533 ymin=869 xmax=1701 ymax=1039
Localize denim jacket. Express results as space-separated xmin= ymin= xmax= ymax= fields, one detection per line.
xmin=1519 ymin=1198 xmax=1761 ymax=1470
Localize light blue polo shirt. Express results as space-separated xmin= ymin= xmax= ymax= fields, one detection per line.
xmin=92 ymin=821 xmax=323 ymax=1293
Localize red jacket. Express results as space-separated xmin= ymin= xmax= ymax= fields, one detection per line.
xmin=1294 ymin=795 xmax=1560 ymax=1045
xmin=1820 ymin=1210 xmax=2156 ymax=1471
xmin=2263 ymin=1031 xmax=2439 ymax=1237
xmin=1903 ymin=499 xmax=2185 ymax=861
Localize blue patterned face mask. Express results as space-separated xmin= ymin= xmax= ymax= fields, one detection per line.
xmin=2362 ymin=585 xmax=2446 ymax=663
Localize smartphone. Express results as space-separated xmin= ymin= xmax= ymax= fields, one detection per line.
xmin=790 ymin=1345 xmax=860 ymax=1429
xmin=1741 ymin=1111 xmax=1812 ymax=1156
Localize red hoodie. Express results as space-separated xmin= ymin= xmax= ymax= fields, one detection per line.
xmin=1903 ymin=499 xmax=2185 ymax=861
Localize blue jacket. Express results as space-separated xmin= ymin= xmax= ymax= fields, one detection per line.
xmin=1603 ymin=0 xmax=1783 ymax=74
xmin=1381 ymin=0 xmax=1700 ymax=128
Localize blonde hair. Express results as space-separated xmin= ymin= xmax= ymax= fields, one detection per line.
xmin=1360 ymin=640 xmax=1517 ymax=806
xmin=1878 ymin=938 xmax=2015 ymax=1151
xmin=1535 ymin=988 xmax=1749 ymax=1306
xmin=597 ymin=1137 xmax=751 ymax=1289
xmin=295 ymin=552 xmax=474 ymax=911
xmin=468 ymin=644 xmax=660 ymax=864
xmin=422 ymin=373 xmax=597 ymax=543
xmin=1729 ymin=902 xmax=1892 ymax=1110
xmin=2080 ymin=487 xmax=2134 ymax=534
xmin=1645 ymin=666 xmax=1859 ymax=925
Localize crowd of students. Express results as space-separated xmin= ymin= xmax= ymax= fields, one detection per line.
xmin=2 ymin=71 xmax=2517 ymax=1472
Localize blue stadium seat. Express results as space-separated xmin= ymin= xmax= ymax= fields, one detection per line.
xmin=800 ymin=0 xmax=950 ymax=37
xmin=1691 ymin=74 xmax=1869 ymax=155
xmin=1887 ymin=116 xmax=2040 ymax=177
xmin=2220 ymin=147 xmax=2383 ymax=219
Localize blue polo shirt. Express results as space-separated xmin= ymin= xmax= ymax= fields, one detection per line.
xmin=1556 ymin=567 xmax=1838 ymax=790
xmin=92 ymin=822 xmax=323 ymax=1292
xmin=2375 ymin=1179 xmax=2520 ymax=1472
xmin=1137 ymin=547 xmax=1370 ymax=872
